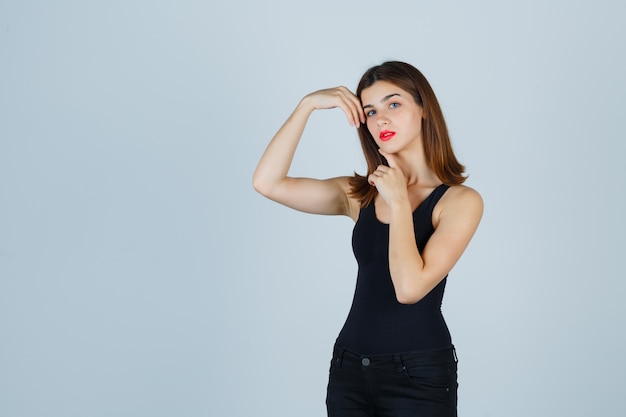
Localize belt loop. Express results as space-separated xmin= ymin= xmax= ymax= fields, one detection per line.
xmin=452 ymin=346 xmax=458 ymax=364
xmin=393 ymin=353 xmax=404 ymax=373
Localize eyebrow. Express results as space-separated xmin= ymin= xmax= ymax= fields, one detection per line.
xmin=362 ymin=93 xmax=401 ymax=109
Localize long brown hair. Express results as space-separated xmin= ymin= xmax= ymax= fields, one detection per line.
xmin=349 ymin=61 xmax=466 ymax=207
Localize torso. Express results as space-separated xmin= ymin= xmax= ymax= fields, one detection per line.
xmin=337 ymin=183 xmax=453 ymax=354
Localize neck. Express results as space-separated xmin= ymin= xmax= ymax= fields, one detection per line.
xmin=392 ymin=143 xmax=440 ymax=188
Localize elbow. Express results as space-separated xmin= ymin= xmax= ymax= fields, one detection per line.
xmin=252 ymin=175 xmax=272 ymax=197
xmin=393 ymin=277 xmax=431 ymax=304
xmin=393 ymin=273 xmax=448 ymax=304
xmin=395 ymin=292 xmax=424 ymax=305
xmin=394 ymin=283 xmax=425 ymax=304
xmin=252 ymin=176 xmax=264 ymax=195
xmin=390 ymin=268 xmax=427 ymax=304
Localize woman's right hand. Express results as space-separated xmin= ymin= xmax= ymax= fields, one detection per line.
xmin=301 ymin=86 xmax=366 ymax=127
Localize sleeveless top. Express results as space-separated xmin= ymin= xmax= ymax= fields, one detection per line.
xmin=336 ymin=184 xmax=452 ymax=354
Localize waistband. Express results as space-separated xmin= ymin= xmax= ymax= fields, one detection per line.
xmin=332 ymin=342 xmax=457 ymax=372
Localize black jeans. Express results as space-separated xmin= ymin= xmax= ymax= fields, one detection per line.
xmin=326 ymin=343 xmax=458 ymax=417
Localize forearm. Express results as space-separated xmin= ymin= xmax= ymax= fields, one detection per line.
xmin=253 ymin=98 xmax=315 ymax=195
xmin=388 ymin=201 xmax=428 ymax=304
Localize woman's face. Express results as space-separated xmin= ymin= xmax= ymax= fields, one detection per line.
xmin=360 ymin=81 xmax=424 ymax=154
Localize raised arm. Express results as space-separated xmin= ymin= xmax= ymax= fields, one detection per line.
xmin=253 ymin=87 xmax=365 ymax=218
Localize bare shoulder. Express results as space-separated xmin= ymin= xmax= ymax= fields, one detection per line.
xmin=434 ymin=184 xmax=483 ymax=228
xmin=444 ymin=184 xmax=483 ymax=206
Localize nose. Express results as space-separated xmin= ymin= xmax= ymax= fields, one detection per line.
xmin=376 ymin=115 xmax=390 ymax=127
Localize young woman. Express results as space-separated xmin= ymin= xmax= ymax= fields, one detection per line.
xmin=253 ymin=61 xmax=483 ymax=417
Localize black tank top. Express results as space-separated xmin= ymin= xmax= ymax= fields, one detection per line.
xmin=336 ymin=184 xmax=451 ymax=354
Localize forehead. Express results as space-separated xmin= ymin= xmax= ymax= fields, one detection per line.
xmin=360 ymin=81 xmax=413 ymax=106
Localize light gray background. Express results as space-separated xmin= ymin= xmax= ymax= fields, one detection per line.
xmin=1 ymin=1 xmax=624 ymax=416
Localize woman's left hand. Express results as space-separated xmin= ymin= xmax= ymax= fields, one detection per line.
xmin=367 ymin=150 xmax=409 ymax=206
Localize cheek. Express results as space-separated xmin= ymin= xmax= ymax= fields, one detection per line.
xmin=362 ymin=124 xmax=379 ymax=146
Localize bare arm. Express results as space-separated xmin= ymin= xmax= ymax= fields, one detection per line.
xmin=253 ymin=87 xmax=365 ymax=218
xmin=387 ymin=185 xmax=483 ymax=304
xmin=368 ymin=152 xmax=484 ymax=304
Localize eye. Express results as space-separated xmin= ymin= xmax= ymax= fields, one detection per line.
xmin=366 ymin=109 xmax=376 ymax=117
xmin=389 ymin=102 xmax=400 ymax=109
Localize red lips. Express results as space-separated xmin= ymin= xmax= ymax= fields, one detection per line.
xmin=379 ymin=130 xmax=396 ymax=141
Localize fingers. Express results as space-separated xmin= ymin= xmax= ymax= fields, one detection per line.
xmin=334 ymin=86 xmax=365 ymax=127
xmin=309 ymin=86 xmax=365 ymax=127
xmin=368 ymin=165 xmax=390 ymax=186
xmin=367 ymin=172 xmax=377 ymax=186
xmin=368 ymin=166 xmax=381 ymax=186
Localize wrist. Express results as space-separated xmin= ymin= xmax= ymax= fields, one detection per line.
xmin=389 ymin=196 xmax=411 ymax=212
xmin=297 ymin=95 xmax=317 ymax=114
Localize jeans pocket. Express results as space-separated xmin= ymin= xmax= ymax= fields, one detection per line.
xmin=402 ymin=362 xmax=452 ymax=390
